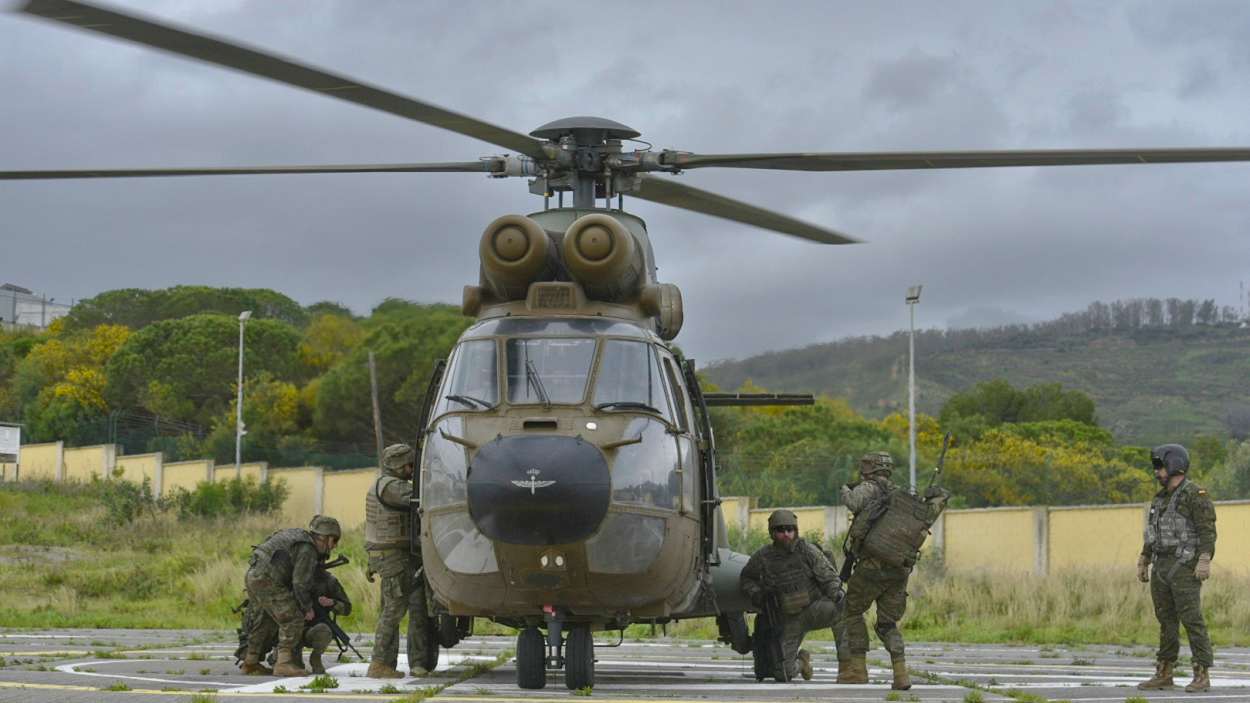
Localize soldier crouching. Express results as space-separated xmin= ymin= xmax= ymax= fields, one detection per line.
xmin=739 ymin=509 xmax=844 ymax=682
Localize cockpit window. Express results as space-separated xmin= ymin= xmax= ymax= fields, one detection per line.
xmin=440 ymin=339 xmax=498 ymax=412
xmin=506 ymin=338 xmax=597 ymax=404
xmin=593 ymin=340 xmax=674 ymax=422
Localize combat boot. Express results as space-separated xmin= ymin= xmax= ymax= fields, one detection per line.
xmin=797 ymin=649 xmax=813 ymax=681
xmin=890 ymin=656 xmax=912 ymax=690
xmin=1137 ymin=659 xmax=1174 ymax=689
xmin=308 ymin=649 xmax=326 ymax=675
xmin=1185 ymin=665 xmax=1211 ymax=693
xmin=272 ymin=649 xmax=308 ymax=677
xmin=367 ymin=661 xmax=404 ymax=679
xmin=836 ymin=654 xmax=868 ymax=684
xmin=409 ymin=665 xmax=430 ymax=677
xmin=239 ymin=652 xmax=272 ymax=676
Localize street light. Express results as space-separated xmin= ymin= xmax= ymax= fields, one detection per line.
xmin=236 ymin=310 xmax=253 ymax=478
xmin=905 ymin=285 xmax=922 ymax=493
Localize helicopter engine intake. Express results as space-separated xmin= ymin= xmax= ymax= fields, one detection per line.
xmin=562 ymin=213 xmax=645 ymax=302
xmin=479 ymin=214 xmax=557 ymax=301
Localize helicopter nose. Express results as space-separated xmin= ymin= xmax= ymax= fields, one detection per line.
xmin=467 ymin=435 xmax=610 ymax=546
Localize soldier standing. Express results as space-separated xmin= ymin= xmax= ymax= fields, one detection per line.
xmin=838 ymin=451 xmax=947 ymax=691
xmin=1137 ymin=443 xmax=1217 ymax=693
xmin=240 ymin=514 xmax=342 ymax=676
xmin=739 ymin=509 xmax=843 ymax=682
xmin=366 ymin=443 xmax=431 ymax=679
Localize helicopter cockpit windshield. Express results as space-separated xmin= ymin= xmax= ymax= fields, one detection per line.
xmin=506 ymin=338 xmax=596 ymax=405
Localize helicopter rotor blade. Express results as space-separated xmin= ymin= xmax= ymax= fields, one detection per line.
xmin=632 ymin=175 xmax=858 ymax=245
xmin=17 ymin=0 xmax=549 ymax=160
xmin=0 ymin=161 xmax=501 ymax=180
xmin=661 ymin=147 xmax=1250 ymax=172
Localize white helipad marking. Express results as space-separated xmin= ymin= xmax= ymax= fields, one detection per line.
xmin=224 ymin=653 xmax=497 ymax=694
xmin=56 ymin=660 xmax=234 ymax=687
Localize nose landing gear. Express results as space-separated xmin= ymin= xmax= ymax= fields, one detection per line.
xmin=513 ymin=621 xmax=596 ymax=691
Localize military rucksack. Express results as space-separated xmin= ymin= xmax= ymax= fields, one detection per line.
xmin=858 ymin=489 xmax=935 ymax=569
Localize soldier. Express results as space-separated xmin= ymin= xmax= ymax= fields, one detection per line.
xmin=1137 ymin=443 xmax=1217 ymax=693
xmin=839 ymin=451 xmax=947 ymax=690
xmin=739 ymin=509 xmax=843 ymax=682
xmin=366 ymin=443 xmax=431 ymax=679
xmin=240 ymin=514 xmax=342 ymax=676
xmin=237 ymin=561 xmax=353 ymax=675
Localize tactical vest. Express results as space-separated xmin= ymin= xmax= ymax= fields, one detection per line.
xmin=250 ymin=528 xmax=315 ymax=584
xmin=1144 ymin=482 xmax=1200 ymax=563
xmin=365 ymin=475 xmax=410 ymax=550
xmin=859 ymin=489 xmax=936 ymax=569
xmin=760 ymin=543 xmax=824 ymax=615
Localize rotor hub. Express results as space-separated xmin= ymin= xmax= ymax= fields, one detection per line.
xmin=530 ymin=116 xmax=640 ymax=143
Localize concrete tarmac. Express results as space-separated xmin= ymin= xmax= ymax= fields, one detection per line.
xmin=2 ymin=628 xmax=1247 ymax=702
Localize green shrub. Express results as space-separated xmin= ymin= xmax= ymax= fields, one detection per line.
xmin=164 ymin=477 xmax=287 ymax=520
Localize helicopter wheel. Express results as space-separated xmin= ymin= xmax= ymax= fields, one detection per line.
xmin=516 ymin=627 xmax=547 ymax=689
xmin=564 ymin=625 xmax=594 ymax=690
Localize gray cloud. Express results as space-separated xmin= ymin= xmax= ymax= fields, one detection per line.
xmin=2 ymin=0 xmax=1249 ymax=362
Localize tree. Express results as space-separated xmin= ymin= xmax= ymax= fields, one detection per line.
xmin=299 ymin=313 xmax=365 ymax=374
xmin=64 ymin=286 xmax=308 ymax=331
xmin=939 ymin=379 xmax=1097 ymax=434
xmin=105 ymin=314 xmax=302 ymax=427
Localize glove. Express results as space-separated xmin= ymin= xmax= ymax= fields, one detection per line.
xmin=1136 ymin=555 xmax=1150 ymax=583
xmin=832 ymin=587 xmax=845 ymax=606
xmin=1195 ymin=553 xmax=1211 ymax=581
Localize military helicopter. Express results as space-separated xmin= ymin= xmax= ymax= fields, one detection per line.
xmin=8 ymin=0 xmax=1250 ymax=691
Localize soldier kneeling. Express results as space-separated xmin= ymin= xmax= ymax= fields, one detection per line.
xmin=739 ymin=509 xmax=844 ymax=682
xmin=235 ymin=566 xmax=353 ymax=675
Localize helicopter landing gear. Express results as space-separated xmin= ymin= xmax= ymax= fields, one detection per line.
xmin=516 ymin=627 xmax=546 ymax=689
xmin=563 ymin=625 xmax=595 ymax=690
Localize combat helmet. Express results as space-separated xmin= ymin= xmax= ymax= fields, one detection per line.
xmin=767 ymin=509 xmax=798 ymax=531
xmin=309 ymin=514 xmax=342 ymax=539
xmin=859 ymin=451 xmax=894 ymax=477
xmin=382 ymin=443 xmax=416 ymax=472
xmin=1151 ymin=444 xmax=1190 ymax=476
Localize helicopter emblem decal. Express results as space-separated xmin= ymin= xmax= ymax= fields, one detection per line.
xmin=511 ymin=468 xmax=556 ymax=496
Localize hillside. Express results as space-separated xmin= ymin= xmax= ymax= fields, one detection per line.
xmin=703 ymin=324 xmax=1250 ymax=445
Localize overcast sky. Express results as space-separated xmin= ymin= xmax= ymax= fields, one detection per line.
xmin=3 ymin=1 xmax=1249 ymax=361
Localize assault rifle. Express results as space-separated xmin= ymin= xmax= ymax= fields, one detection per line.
xmin=314 ymin=555 xmax=365 ymax=662
xmin=924 ymin=432 xmax=953 ymax=494
xmin=751 ymin=590 xmax=789 ymax=682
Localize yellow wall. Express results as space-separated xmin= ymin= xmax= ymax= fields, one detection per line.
xmin=272 ymin=467 xmax=322 ymax=525
xmin=1215 ymin=501 xmax=1250 ymax=576
xmin=163 ymin=460 xmax=213 ymax=495
xmin=1049 ymin=504 xmax=1144 ymax=571
xmin=720 ymin=496 xmax=752 ymax=532
xmin=323 ymin=468 xmax=377 ymax=529
xmin=115 ymin=453 xmax=162 ymax=493
xmin=63 ymin=444 xmax=115 ymax=483
xmin=212 ymin=462 xmax=267 ymax=483
xmin=13 ymin=442 xmax=62 ymax=481
xmin=945 ymin=507 xmax=1039 ymax=573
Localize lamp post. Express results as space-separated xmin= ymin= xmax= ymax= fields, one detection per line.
xmin=235 ymin=310 xmax=252 ymax=478
xmin=905 ymin=285 xmax=922 ymax=493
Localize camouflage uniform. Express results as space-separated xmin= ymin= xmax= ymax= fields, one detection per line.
xmin=841 ymin=472 xmax=910 ymax=660
xmin=367 ymin=443 xmax=430 ymax=677
xmin=740 ymin=512 xmax=843 ymax=682
xmin=244 ymin=528 xmax=322 ymax=663
xmin=1141 ymin=474 xmax=1217 ymax=682
xmin=242 ymin=568 xmax=352 ymax=674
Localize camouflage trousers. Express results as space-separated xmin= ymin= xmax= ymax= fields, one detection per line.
xmin=777 ymin=596 xmax=843 ymax=680
xmin=248 ymin=605 xmax=334 ymax=667
xmin=1150 ymin=554 xmax=1213 ymax=667
xmin=369 ymin=549 xmax=430 ymax=670
xmin=842 ymin=557 xmax=909 ymax=658
xmin=244 ymin=566 xmax=305 ymax=655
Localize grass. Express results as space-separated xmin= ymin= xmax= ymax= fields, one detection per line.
xmin=101 ymin=682 xmax=131 ymax=691
xmin=3 ymin=480 xmax=1248 ymax=647
xmin=301 ymin=674 xmax=339 ymax=690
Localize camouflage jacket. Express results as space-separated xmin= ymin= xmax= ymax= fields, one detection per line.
xmin=842 ymin=475 xmax=894 ymax=515
xmin=251 ymin=528 xmax=322 ymax=612
xmin=739 ymin=538 xmax=841 ymax=607
xmin=314 ymin=569 xmax=352 ymax=617
xmin=1141 ymin=478 xmax=1217 ymax=561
